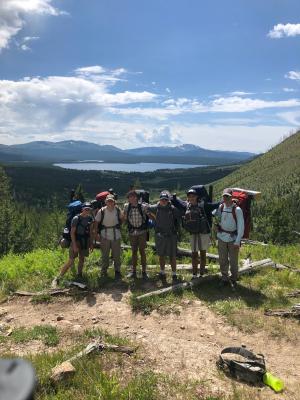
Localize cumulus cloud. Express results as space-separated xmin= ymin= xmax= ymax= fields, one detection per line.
xmin=268 ymin=23 xmax=300 ymax=39
xmin=285 ymin=71 xmax=300 ymax=81
xmin=0 ymin=0 xmax=64 ymax=52
xmin=135 ymin=125 xmax=181 ymax=145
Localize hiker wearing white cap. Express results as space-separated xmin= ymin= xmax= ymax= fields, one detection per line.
xmin=213 ymin=188 xmax=244 ymax=288
xmin=95 ymin=194 xmax=123 ymax=279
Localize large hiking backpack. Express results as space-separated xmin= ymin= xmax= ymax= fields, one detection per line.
xmin=135 ymin=189 xmax=150 ymax=204
xmin=190 ymin=185 xmax=210 ymax=202
xmin=95 ymin=191 xmax=110 ymax=209
xmin=62 ymin=200 xmax=83 ymax=243
xmin=217 ymin=346 xmax=266 ymax=385
xmin=220 ymin=190 xmax=252 ymax=239
xmin=182 ymin=203 xmax=210 ymax=234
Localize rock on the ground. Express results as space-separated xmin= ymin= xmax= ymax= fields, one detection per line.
xmin=50 ymin=361 xmax=76 ymax=383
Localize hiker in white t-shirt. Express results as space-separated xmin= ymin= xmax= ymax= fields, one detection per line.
xmin=213 ymin=188 xmax=244 ymax=289
xmin=95 ymin=195 xmax=123 ymax=279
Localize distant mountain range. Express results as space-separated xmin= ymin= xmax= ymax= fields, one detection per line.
xmin=0 ymin=140 xmax=255 ymax=165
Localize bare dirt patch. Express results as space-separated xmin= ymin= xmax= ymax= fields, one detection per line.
xmin=0 ymin=289 xmax=299 ymax=400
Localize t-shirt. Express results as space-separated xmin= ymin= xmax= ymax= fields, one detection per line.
xmin=95 ymin=207 xmax=121 ymax=240
xmin=148 ymin=203 xmax=181 ymax=235
xmin=213 ymin=203 xmax=244 ymax=245
xmin=71 ymin=215 xmax=93 ymax=237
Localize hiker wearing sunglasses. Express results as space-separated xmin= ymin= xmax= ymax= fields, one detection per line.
xmin=213 ymin=188 xmax=244 ymax=289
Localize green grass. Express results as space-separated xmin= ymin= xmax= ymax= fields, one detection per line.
xmin=0 ymin=325 xmax=59 ymax=346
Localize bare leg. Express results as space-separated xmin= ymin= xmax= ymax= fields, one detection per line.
xmin=200 ymin=250 xmax=207 ymax=275
xmin=59 ymin=258 xmax=75 ymax=278
xmin=170 ymin=256 xmax=177 ymax=273
xmin=77 ymin=254 xmax=85 ymax=277
xmin=192 ymin=251 xmax=198 ymax=276
xmin=159 ymin=256 xmax=166 ymax=273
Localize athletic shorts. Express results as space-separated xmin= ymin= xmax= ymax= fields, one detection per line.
xmin=155 ymin=233 xmax=177 ymax=257
xmin=69 ymin=241 xmax=89 ymax=259
xmin=190 ymin=233 xmax=211 ymax=252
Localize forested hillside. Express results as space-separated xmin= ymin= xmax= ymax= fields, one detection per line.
xmin=213 ymin=131 xmax=300 ymax=243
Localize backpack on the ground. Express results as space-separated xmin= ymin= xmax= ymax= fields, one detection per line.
xmin=182 ymin=203 xmax=210 ymax=234
xmin=190 ymin=185 xmax=210 ymax=202
xmin=217 ymin=346 xmax=266 ymax=385
xmin=62 ymin=200 xmax=83 ymax=245
xmin=219 ymin=190 xmax=252 ymax=239
xmin=95 ymin=191 xmax=110 ymax=209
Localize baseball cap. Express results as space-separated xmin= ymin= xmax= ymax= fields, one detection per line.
xmin=159 ymin=191 xmax=170 ymax=200
xmin=82 ymin=202 xmax=92 ymax=209
xmin=187 ymin=188 xmax=197 ymax=195
xmin=105 ymin=194 xmax=115 ymax=202
xmin=222 ymin=188 xmax=233 ymax=197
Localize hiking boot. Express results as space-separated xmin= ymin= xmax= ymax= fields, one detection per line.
xmin=142 ymin=271 xmax=149 ymax=280
xmin=158 ymin=272 xmax=167 ymax=283
xmin=230 ymin=280 xmax=238 ymax=291
xmin=115 ymin=271 xmax=122 ymax=280
xmin=172 ymin=274 xmax=179 ymax=283
xmin=126 ymin=271 xmax=137 ymax=279
xmin=218 ymin=279 xmax=230 ymax=288
xmin=199 ymin=268 xmax=208 ymax=276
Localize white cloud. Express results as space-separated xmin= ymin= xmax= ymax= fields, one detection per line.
xmin=268 ymin=23 xmax=300 ymax=39
xmin=0 ymin=0 xmax=64 ymax=52
xmin=229 ymin=91 xmax=254 ymax=96
xmin=285 ymin=71 xmax=300 ymax=81
xmin=75 ymin=66 xmax=106 ymax=75
xmin=277 ymin=110 xmax=300 ymax=125
xmin=283 ymin=87 xmax=297 ymax=93
xmin=135 ymin=125 xmax=181 ymax=145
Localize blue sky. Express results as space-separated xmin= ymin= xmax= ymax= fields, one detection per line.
xmin=0 ymin=0 xmax=300 ymax=152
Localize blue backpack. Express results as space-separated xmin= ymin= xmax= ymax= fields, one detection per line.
xmin=62 ymin=201 xmax=83 ymax=241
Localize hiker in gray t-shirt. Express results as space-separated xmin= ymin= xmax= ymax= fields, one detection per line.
xmin=147 ymin=191 xmax=181 ymax=283
xmin=52 ymin=202 xmax=94 ymax=287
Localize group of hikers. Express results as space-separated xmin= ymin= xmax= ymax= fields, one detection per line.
xmin=52 ymin=185 xmax=245 ymax=290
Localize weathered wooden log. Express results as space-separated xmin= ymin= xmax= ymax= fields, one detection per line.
xmin=14 ymin=289 xmax=72 ymax=297
xmin=286 ymin=290 xmax=300 ymax=298
xmin=135 ymin=258 xmax=276 ymax=300
xmin=241 ymin=239 xmax=268 ymax=246
xmin=264 ymin=307 xmax=300 ymax=318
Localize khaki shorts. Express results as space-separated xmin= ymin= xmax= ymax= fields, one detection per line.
xmin=190 ymin=233 xmax=211 ymax=252
xmin=129 ymin=232 xmax=147 ymax=252
xmin=69 ymin=241 xmax=89 ymax=259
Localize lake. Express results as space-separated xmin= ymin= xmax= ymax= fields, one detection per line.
xmin=54 ymin=162 xmax=203 ymax=172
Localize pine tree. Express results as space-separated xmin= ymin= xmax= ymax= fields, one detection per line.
xmin=0 ymin=166 xmax=15 ymax=255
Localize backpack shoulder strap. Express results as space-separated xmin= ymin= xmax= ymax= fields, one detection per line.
xmin=232 ymin=204 xmax=237 ymax=225
xmin=99 ymin=207 xmax=105 ymax=226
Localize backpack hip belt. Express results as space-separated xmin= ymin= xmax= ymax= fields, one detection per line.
xmin=217 ymin=225 xmax=237 ymax=235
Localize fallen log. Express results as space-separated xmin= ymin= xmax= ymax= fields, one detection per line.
xmin=51 ymin=338 xmax=137 ymax=382
xmin=286 ymin=290 xmax=300 ymax=298
xmin=136 ymin=258 xmax=275 ymax=300
xmin=241 ymin=239 xmax=268 ymax=246
xmin=14 ymin=289 xmax=72 ymax=297
xmin=264 ymin=306 xmax=300 ymax=318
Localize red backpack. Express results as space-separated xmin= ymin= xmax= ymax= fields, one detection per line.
xmin=95 ymin=191 xmax=110 ymax=209
xmin=220 ymin=190 xmax=251 ymax=239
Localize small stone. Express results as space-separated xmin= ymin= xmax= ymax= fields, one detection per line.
xmin=57 ymin=316 xmax=64 ymax=321
xmin=5 ymin=316 xmax=14 ymax=323
xmin=50 ymin=361 xmax=76 ymax=383
xmin=180 ymin=325 xmax=185 ymax=330
xmin=41 ymin=318 xmax=45 ymax=322
xmin=123 ymin=325 xmax=129 ymax=329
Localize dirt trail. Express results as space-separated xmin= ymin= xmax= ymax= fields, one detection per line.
xmin=1 ymin=289 xmax=299 ymax=399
